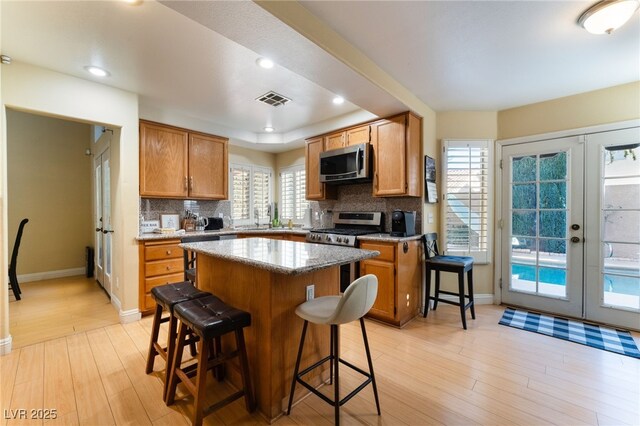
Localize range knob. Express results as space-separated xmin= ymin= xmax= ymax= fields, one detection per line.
xmin=336 ymin=237 xmax=343 ymax=243
xmin=325 ymin=235 xmax=331 ymax=241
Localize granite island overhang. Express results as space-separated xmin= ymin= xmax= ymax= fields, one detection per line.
xmin=179 ymin=237 xmax=380 ymax=421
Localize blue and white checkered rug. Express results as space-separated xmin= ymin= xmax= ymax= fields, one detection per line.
xmin=499 ymin=307 xmax=640 ymax=359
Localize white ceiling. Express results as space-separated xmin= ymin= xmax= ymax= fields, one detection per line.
xmin=2 ymin=1 xmax=639 ymax=152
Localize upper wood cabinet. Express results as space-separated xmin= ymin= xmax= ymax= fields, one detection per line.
xmin=139 ymin=120 xmax=228 ymax=200
xmin=346 ymin=125 xmax=371 ymax=146
xmin=305 ymin=136 xmax=336 ymax=200
xmin=372 ymin=112 xmax=422 ymax=197
xmin=324 ymin=132 xmax=345 ymax=151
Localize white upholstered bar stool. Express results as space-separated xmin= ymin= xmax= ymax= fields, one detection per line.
xmin=287 ymin=274 xmax=381 ymax=425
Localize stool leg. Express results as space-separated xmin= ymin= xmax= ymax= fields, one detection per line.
xmin=193 ymin=338 xmax=209 ymax=426
xmin=433 ymin=271 xmax=441 ymax=311
xmin=468 ymin=269 xmax=476 ymax=319
xmin=162 ymin=314 xmax=178 ymax=402
xmin=360 ymin=318 xmax=381 ymax=415
xmin=235 ymin=328 xmax=255 ymax=412
xmin=423 ymin=267 xmax=432 ymax=318
xmin=166 ymin=321 xmax=187 ymax=405
xmin=287 ymin=320 xmax=308 ymax=415
xmin=145 ymin=304 xmax=163 ymax=374
xmin=458 ymin=272 xmax=467 ymax=330
xmin=332 ymin=324 xmax=340 ymax=426
xmin=329 ymin=326 xmax=334 ymax=384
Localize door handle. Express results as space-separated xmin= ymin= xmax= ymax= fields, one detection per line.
xmin=570 ymin=236 xmax=581 ymax=243
xmin=103 ymin=229 xmax=114 ymax=234
xmin=95 ymin=227 xmax=103 ymax=232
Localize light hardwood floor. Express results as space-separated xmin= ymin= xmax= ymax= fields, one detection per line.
xmin=8 ymin=276 xmax=120 ymax=349
xmin=2 ymin=304 xmax=639 ymax=425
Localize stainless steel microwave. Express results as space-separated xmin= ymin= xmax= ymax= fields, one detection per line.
xmin=319 ymin=143 xmax=371 ymax=184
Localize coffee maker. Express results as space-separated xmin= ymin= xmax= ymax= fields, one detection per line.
xmin=391 ymin=210 xmax=416 ymax=237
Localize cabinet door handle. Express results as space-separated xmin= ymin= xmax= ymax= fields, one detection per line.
xmin=184 ymin=176 xmax=188 ymax=189
xmin=189 ymin=176 xmax=193 ymax=190
xmin=166 ymin=250 xmax=172 ymax=255
xmin=166 ymin=266 xmax=171 ymax=271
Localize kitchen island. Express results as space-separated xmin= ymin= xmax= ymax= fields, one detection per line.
xmin=179 ymin=237 xmax=379 ymax=422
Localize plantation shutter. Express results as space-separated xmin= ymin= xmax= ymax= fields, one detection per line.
xmin=253 ymin=168 xmax=271 ymax=219
xmin=442 ymin=140 xmax=491 ymax=263
xmin=230 ymin=165 xmax=250 ymax=220
xmin=280 ymin=166 xmax=308 ymax=221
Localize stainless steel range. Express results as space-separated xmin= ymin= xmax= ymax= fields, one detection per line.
xmin=306 ymin=211 xmax=384 ymax=247
xmin=306 ymin=211 xmax=384 ymax=291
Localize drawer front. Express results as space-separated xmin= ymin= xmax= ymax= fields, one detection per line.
xmin=360 ymin=242 xmax=395 ymax=262
xmin=144 ymin=272 xmax=185 ymax=292
xmin=145 ymin=243 xmax=183 ymax=261
xmin=145 ymin=258 xmax=184 ymax=277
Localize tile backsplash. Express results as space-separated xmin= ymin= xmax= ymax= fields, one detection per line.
xmin=140 ymin=198 xmax=231 ymax=221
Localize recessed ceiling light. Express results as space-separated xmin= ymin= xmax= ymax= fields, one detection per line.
xmin=332 ymin=96 xmax=345 ymax=105
xmin=256 ymin=58 xmax=274 ymax=69
xmin=85 ymin=66 xmax=110 ymax=77
xmin=264 ymin=126 xmax=275 ymax=133
xmin=578 ymin=0 xmax=640 ymax=34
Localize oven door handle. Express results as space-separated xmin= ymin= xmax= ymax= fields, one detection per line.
xmin=356 ymin=146 xmax=362 ymax=172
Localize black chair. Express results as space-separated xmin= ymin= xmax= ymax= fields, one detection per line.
xmin=9 ymin=218 xmax=29 ymax=301
xmin=422 ymin=233 xmax=475 ymax=329
xmin=181 ymin=234 xmax=220 ymax=284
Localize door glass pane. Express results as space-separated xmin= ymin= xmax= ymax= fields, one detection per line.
xmin=512 ymin=156 xmax=536 ymax=182
xmin=540 ymin=152 xmax=567 ymax=180
xmin=512 ymin=184 xmax=536 ymax=209
xmin=540 ymin=211 xmax=566 ymax=238
xmin=510 ymin=150 xmax=569 ymax=299
xmin=540 ymin=182 xmax=566 ymax=208
xmin=95 ymin=163 xmax=103 ymax=269
xmin=601 ymin=145 xmax=640 ymax=310
xmin=104 ymin=158 xmax=111 ymax=276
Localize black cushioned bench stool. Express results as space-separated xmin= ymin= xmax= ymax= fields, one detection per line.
xmin=166 ymin=294 xmax=255 ymax=426
xmin=145 ymin=281 xmax=210 ymax=401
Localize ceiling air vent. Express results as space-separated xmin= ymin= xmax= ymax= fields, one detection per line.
xmin=256 ymin=91 xmax=291 ymax=107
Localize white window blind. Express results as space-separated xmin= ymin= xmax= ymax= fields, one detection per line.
xmin=229 ymin=164 xmax=272 ymax=224
xmin=280 ymin=166 xmax=308 ymax=221
xmin=442 ymin=140 xmax=492 ymax=263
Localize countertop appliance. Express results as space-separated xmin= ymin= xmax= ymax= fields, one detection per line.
xmin=205 ymin=217 xmax=224 ymax=231
xmin=391 ymin=210 xmax=416 ymax=237
xmin=307 ymin=211 xmax=384 ymax=292
xmin=320 ymin=143 xmax=371 ymax=184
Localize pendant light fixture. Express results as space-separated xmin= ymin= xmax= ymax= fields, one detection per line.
xmin=578 ymin=0 xmax=640 ymax=34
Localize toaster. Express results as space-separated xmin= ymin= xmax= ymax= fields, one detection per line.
xmin=390 ymin=210 xmax=416 ymax=237
xmin=205 ymin=217 xmax=224 ymax=231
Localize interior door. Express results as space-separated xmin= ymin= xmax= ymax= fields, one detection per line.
xmin=501 ymin=137 xmax=584 ymax=318
xmin=584 ymin=127 xmax=640 ymax=330
xmin=94 ymin=147 xmax=112 ymax=296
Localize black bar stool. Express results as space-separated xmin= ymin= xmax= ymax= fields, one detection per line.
xmin=166 ymin=294 xmax=255 ymax=426
xmin=422 ymin=233 xmax=475 ymax=329
xmin=287 ymin=274 xmax=381 ymax=425
xmin=145 ymin=281 xmax=209 ymax=400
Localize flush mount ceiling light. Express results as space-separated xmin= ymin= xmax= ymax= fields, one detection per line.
xmin=578 ymin=0 xmax=640 ymax=34
xmin=256 ymin=58 xmax=274 ymax=69
xmin=85 ymin=66 xmax=110 ymax=77
xmin=264 ymin=126 xmax=275 ymax=132
xmin=332 ymin=96 xmax=345 ymax=105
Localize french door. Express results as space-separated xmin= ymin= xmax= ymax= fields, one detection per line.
xmin=94 ymin=146 xmax=112 ymax=296
xmin=501 ymin=137 xmax=584 ymax=318
xmin=501 ymin=127 xmax=640 ymax=330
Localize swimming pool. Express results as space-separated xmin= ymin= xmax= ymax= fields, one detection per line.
xmin=511 ymin=264 xmax=640 ymax=296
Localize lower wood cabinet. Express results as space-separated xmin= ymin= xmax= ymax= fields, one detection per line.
xmin=139 ymin=239 xmax=185 ymax=314
xmin=360 ymin=239 xmax=422 ymax=327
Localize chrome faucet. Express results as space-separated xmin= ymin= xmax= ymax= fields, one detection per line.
xmin=266 ymin=204 xmax=273 ymax=228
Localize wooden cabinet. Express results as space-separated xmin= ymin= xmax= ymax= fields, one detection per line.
xmin=371 ymin=112 xmax=422 ymax=197
xmin=139 ymin=239 xmax=185 ymax=314
xmin=360 ymin=239 xmax=421 ymax=327
xmin=305 ymin=137 xmax=336 ymax=200
xmin=139 ymin=120 xmax=228 ymax=200
xmin=346 ymin=125 xmax=370 ymax=146
xmin=324 ymin=131 xmax=345 ymax=151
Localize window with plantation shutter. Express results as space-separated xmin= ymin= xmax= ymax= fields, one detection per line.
xmin=229 ymin=164 xmax=272 ymax=225
xmin=280 ymin=165 xmax=308 ymax=222
xmin=442 ymin=140 xmax=492 ymax=263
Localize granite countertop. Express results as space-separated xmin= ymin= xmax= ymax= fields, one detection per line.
xmin=180 ymin=238 xmax=380 ymax=275
xmin=136 ymin=227 xmax=310 ymax=241
xmin=357 ymin=233 xmax=423 ymax=243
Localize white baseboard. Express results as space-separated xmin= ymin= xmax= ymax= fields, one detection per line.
xmin=423 ymin=293 xmax=495 ymax=311
xmin=110 ymin=293 xmax=141 ymax=324
xmin=0 ymin=335 xmax=13 ymax=355
xmin=119 ymin=308 xmax=142 ymax=324
xmin=17 ymin=267 xmax=85 ymax=283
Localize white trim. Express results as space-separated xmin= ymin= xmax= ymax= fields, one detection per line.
xmin=498 ymin=119 xmax=640 ymax=146
xmin=119 ymin=308 xmax=141 ymax=324
xmin=111 ymin=292 xmax=122 ymax=311
xmin=0 ymin=335 xmax=13 ymax=355
xmin=17 ymin=267 xmax=85 ymax=283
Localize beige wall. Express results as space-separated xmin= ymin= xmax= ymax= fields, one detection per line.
xmin=2 ymin=62 xmax=139 ymax=344
xmin=498 ymin=81 xmax=640 ymax=140
xmin=275 ymin=147 xmax=305 ymax=202
xmin=435 ymin=111 xmax=498 ymax=296
xmin=229 ymin=145 xmax=276 ymax=169
xmin=7 ymin=110 xmax=93 ymax=275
